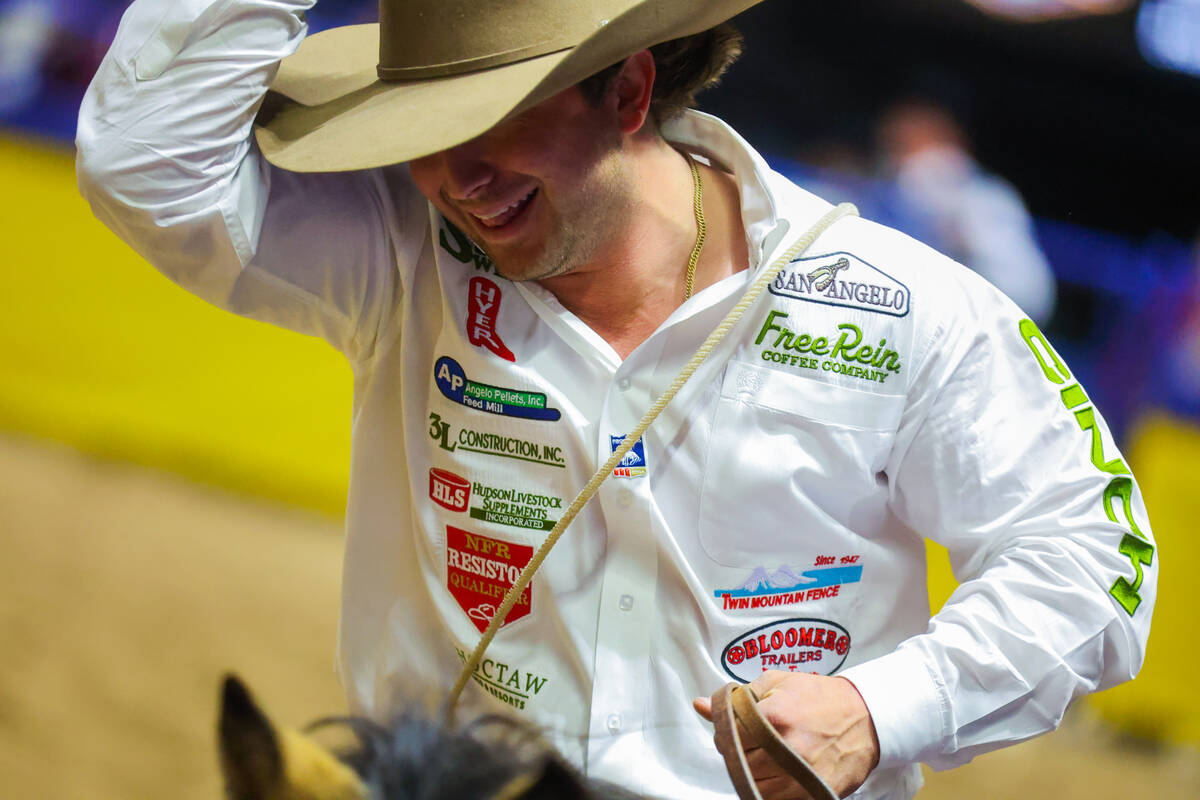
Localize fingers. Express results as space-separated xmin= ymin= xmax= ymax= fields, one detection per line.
xmin=747 ymin=669 xmax=795 ymax=698
xmin=693 ymin=695 xmax=713 ymax=721
xmin=747 ymin=748 xmax=814 ymax=800
xmin=754 ymin=772 xmax=813 ymax=800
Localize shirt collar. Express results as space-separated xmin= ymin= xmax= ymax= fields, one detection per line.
xmin=663 ymin=110 xmax=835 ymax=272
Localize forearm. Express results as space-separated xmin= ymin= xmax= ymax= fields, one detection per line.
xmin=76 ymin=0 xmax=315 ymax=302
xmin=843 ymin=532 xmax=1152 ymax=770
xmin=845 ymin=303 xmax=1155 ymax=771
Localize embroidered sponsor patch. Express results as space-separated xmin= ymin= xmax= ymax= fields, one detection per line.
xmin=446 ymin=525 xmax=532 ymax=633
xmin=609 ymin=434 xmax=647 ymax=477
xmin=467 ymin=276 xmax=516 ymax=361
xmin=429 ymin=468 xmax=470 ymax=512
xmin=428 ymin=413 xmax=567 ymax=468
xmin=721 ymin=619 xmax=851 ymax=682
xmin=429 ymin=468 xmax=562 ymax=531
xmin=769 ymin=252 xmax=910 ymax=317
xmin=439 ymin=218 xmax=497 ymax=274
xmin=454 ymin=647 xmax=550 ymax=711
xmin=434 ymin=356 xmax=561 ymax=421
xmin=714 ymin=556 xmax=863 ymax=611
xmin=754 ymin=311 xmax=902 ymax=385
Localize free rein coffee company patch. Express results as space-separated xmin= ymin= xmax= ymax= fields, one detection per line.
xmin=446 ymin=525 xmax=533 ymax=633
xmin=721 ymin=619 xmax=851 ymax=682
xmin=435 ymin=356 xmax=561 ymax=421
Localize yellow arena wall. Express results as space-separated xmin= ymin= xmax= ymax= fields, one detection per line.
xmin=2 ymin=134 xmax=1193 ymax=744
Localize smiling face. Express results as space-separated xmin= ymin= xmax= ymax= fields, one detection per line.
xmin=409 ymin=85 xmax=637 ymax=283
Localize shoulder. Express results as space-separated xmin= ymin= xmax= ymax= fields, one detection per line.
xmin=765 ymin=174 xmax=1027 ymax=394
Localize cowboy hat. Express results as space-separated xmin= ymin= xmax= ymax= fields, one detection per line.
xmin=254 ymin=0 xmax=766 ymax=172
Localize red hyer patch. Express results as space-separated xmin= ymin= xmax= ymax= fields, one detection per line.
xmin=467 ymin=276 xmax=516 ymax=362
xmin=429 ymin=468 xmax=470 ymax=512
xmin=446 ymin=525 xmax=532 ymax=633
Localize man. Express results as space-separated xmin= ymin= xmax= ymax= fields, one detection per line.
xmin=875 ymin=96 xmax=1057 ymax=326
xmin=76 ymin=1 xmax=1156 ymax=798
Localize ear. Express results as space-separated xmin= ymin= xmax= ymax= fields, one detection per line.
xmin=218 ymin=675 xmax=367 ymax=800
xmin=611 ymin=49 xmax=656 ymax=135
xmin=219 ymin=675 xmax=286 ymax=800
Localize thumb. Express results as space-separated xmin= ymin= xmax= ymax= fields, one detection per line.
xmin=693 ymin=695 xmax=713 ymax=721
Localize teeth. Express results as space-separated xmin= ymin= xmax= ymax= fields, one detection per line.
xmin=473 ymin=189 xmax=535 ymax=222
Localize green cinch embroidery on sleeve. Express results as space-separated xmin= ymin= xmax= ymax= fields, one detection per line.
xmin=1019 ymin=319 xmax=1153 ymax=617
xmin=1060 ymin=384 xmax=1088 ymax=409
xmin=1103 ymin=477 xmax=1146 ymax=540
xmin=1110 ymin=534 xmax=1155 ymax=615
xmin=1073 ymin=406 xmax=1131 ymax=476
xmin=1019 ymin=318 xmax=1071 ymax=384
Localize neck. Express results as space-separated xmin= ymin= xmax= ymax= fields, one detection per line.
xmin=536 ymin=133 xmax=748 ymax=359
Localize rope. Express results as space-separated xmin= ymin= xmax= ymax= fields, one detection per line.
xmin=443 ymin=201 xmax=859 ymax=721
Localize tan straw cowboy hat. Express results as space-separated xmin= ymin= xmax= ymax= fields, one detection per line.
xmin=255 ymin=0 xmax=766 ymax=172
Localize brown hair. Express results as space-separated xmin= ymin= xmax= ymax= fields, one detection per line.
xmin=578 ymin=23 xmax=744 ymax=125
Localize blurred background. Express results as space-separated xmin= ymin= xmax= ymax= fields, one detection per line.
xmin=1 ymin=0 xmax=1198 ymax=797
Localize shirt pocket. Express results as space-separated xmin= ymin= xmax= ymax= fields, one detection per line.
xmin=697 ymin=360 xmax=905 ymax=567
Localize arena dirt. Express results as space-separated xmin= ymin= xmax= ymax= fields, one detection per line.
xmin=0 ymin=434 xmax=1194 ymax=799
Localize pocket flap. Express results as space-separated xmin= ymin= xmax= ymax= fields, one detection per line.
xmin=721 ymin=360 xmax=904 ymax=431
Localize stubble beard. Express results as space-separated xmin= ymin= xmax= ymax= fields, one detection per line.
xmin=488 ymin=151 xmax=633 ymax=284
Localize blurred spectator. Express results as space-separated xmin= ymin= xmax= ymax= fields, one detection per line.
xmin=0 ymin=0 xmax=379 ymax=140
xmin=1163 ymin=236 xmax=1200 ymax=415
xmin=0 ymin=0 xmax=55 ymax=115
xmin=876 ymin=97 xmax=1058 ymax=325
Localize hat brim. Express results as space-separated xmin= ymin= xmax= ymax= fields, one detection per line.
xmin=255 ymin=1 xmax=763 ymax=172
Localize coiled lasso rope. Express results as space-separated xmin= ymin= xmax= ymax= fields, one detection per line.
xmin=443 ymin=201 xmax=859 ymax=721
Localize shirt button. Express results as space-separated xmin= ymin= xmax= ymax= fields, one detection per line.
xmin=619 ymin=594 xmax=634 ymax=611
xmin=617 ymin=377 xmax=632 ymax=391
xmin=606 ymin=713 xmax=622 ymax=733
xmin=617 ymin=488 xmax=633 ymax=507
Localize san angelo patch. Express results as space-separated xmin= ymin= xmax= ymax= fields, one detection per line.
xmin=446 ymin=525 xmax=532 ymax=633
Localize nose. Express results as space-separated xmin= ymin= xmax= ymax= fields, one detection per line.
xmin=441 ymin=142 xmax=495 ymax=201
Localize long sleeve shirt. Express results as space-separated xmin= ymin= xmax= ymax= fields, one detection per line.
xmin=77 ymin=2 xmax=1156 ymax=798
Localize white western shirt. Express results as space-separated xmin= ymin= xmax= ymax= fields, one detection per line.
xmin=77 ymin=2 xmax=1156 ymax=798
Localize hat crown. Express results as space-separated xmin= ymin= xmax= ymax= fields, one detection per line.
xmin=378 ymin=0 xmax=638 ymax=80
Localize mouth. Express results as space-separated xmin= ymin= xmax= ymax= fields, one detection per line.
xmin=468 ymin=188 xmax=538 ymax=231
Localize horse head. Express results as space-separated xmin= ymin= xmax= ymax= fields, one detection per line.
xmin=217 ymin=675 xmax=645 ymax=800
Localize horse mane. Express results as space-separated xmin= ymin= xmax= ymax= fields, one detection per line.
xmin=308 ymin=712 xmax=648 ymax=800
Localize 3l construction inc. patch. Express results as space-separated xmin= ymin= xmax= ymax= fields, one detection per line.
xmin=446 ymin=525 xmax=532 ymax=633
xmin=434 ymin=356 xmax=561 ymax=421
xmin=721 ymin=619 xmax=851 ymax=682
xmin=769 ymin=252 xmax=910 ymax=317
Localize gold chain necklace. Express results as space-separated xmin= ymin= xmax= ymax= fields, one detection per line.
xmin=683 ymin=154 xmax=707 ymax=300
